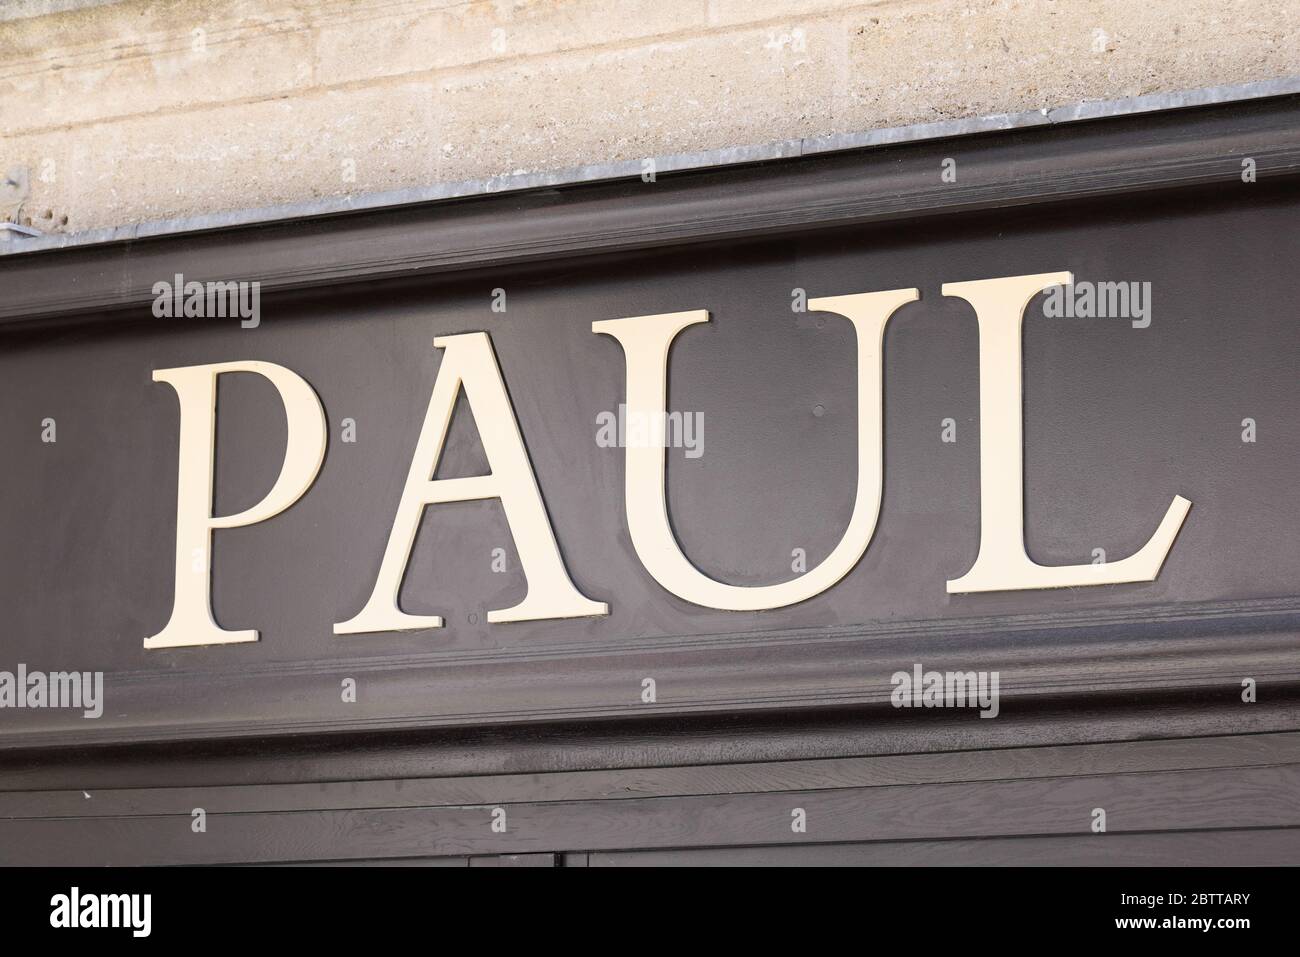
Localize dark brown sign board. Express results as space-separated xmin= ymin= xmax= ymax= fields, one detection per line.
xmin=0 ymin=93 xmax=1297 ymax=754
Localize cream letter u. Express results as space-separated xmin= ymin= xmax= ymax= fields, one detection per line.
xmin=593 ymin=288 xmax=916 ymax=611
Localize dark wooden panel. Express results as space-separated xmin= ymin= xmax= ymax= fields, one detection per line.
xmin=4 ymin=729 xmax=1296 ymax=820
xmin=2 ymin=763 xmax=1296 ymax=865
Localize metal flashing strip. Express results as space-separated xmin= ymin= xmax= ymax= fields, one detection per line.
xmin=2 ymin=76 xmax=1297 ymax=258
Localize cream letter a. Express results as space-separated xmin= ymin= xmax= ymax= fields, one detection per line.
xmin=335 ymin=332 xmax=605 ymax=634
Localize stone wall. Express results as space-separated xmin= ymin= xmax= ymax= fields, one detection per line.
xmin=2 ymin=0 xmax=1296 ymax=233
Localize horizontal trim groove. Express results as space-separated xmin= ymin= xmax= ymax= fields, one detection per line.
xmin=3 ymin=730 xmax=1296 ymax=820
xmin=1 ymin=594 xmax=1297 ymax=750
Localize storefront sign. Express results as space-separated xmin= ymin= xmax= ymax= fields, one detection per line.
xmin=146 ymin=270 xmax=1190 ymax=648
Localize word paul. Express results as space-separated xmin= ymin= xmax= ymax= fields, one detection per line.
xmin=0 ymin=663 xmax=103 ymax=718
xmin=151 ymin=272 xmax=261 ymax=328
xmin=891 ymin=663 xmax=1000 ymax=718
xmin=144 ymin=271 xmax=1191 ymax=649
xmin=50 ymin=887 xmax=151 ymax=938
xmin=595 ymin=404 xmax=703 ymax=458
